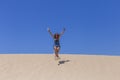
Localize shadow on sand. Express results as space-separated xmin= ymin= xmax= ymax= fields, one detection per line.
xmin=58 ymin=60 xmax=70 ymax=65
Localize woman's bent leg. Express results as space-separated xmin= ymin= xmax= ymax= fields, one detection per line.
xmin=54 ymin=46 xmax=60 ymax=59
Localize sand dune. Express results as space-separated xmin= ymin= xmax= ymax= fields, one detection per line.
xmin=0 ymin=54 xmax=120 ymax=80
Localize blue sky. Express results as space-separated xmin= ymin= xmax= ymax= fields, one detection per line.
xmin=0 ymin=0 xmax=120 ymax=55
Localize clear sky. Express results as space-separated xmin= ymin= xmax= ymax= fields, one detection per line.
xmin=0 ymin=0 xmax=120 ymax=55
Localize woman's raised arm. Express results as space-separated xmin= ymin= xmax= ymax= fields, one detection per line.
xmin=47 ymin=28 xmax=54 ymax=38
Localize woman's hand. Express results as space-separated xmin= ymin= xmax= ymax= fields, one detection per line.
xmin=47 ymin=27 xmax=50 ymax=32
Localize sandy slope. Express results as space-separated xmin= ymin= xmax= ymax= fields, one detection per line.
xmin=0 ymin=54 xmax=120 ymax=80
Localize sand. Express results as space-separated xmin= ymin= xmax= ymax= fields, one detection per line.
xmin=0 ymin=54 xmax=120 ymax=80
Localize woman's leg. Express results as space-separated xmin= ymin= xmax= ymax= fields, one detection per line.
xmin=54 ymin=46 xmax=60 ymax=57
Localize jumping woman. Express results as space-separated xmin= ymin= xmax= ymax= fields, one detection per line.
xmin=47 ymin=28 xmax=65 ymax=60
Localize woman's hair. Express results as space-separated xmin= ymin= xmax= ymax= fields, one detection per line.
xmin=54 ymin=33 xmax=60 ymax=39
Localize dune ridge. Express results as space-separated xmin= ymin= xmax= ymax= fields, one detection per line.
xmin=0 ymin=54 xmax=120 ymax=80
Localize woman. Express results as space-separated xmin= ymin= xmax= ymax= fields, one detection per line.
xmin=48 ymin=28 xmax=65 ymax=60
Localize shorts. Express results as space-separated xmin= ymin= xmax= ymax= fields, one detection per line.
xmin=53 ymin=44 xmax=61 ymax=49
